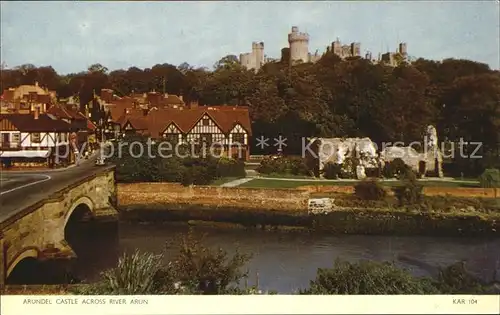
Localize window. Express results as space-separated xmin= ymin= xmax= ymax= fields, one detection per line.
xmin=232 ymin=133 xmax=245 ymax=145
xmin=202 ymin=118 xmax=210 ymax=126
xmin=12 ymin=133 xmax=20 ymax=144
xmin=0 ymin=133 xmax=9 ymax=146
xmin=31 ymin=133 xmax=41 ymax=143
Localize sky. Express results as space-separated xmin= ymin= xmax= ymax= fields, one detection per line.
xmin=1 ymin=1 xmax=499 ymax=74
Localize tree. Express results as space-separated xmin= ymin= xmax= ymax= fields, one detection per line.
xmin=88 ymin=63 xmax=109 ymax=74
xmin=213 ymin=55 xmax=241 ymax=71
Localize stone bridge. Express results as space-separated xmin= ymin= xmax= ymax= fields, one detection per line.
xmin=0 ymin=167 xmax=118 ymax=286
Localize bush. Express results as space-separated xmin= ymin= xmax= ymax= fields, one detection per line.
xmin=393 ymin=169 xmax=423 ymax=206
xmin=154 ymin=232 xmax=252 ymax=294
xmin=73 ymin=250 xmax=164 ymax=295
xmin=300 ymin=259 xmax=437 ymax=294
xmin=433 ymin=262 xmax=491 ymax=294
xmin=257 ymin=156 xmax=310 ymax=176
xmin=216 ymin=157 xmax=246 ymax=178
xmin=383 ymin=158 xmax=410 ymax=179
xmin=156 ymin=157 xmax=186 ymax=182
xmin=323 ymin=162 xmax=342 ymax=179
xmin=354 ymin=180 xmax=387 ymax=201
xmin=479 ymin=169 xmax=500 ymax=197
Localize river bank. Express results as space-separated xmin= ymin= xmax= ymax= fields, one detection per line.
xmin=3 ymin=222 xmax=500 ymax=294
xmin=117 ymin=183 xmax=500 ymax=237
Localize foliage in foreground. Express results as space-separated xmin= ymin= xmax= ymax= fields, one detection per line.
xmin=300 ymin=259 xmax=496 ymax=295
xmin=74 ymin=236 xmax=497 ymax=295
xmin=300 ymin=260 xmax=437 ymax=294
xmin=74 ymin=232 xmax=255 ymax=295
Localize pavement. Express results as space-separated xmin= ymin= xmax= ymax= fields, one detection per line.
xmin=0 ymin=149 xmax=113 ymax=224
xmin=220 ymin=177 xmax=254 ymax=187
xmin=221 ymin=172 xmax=480 ymax=187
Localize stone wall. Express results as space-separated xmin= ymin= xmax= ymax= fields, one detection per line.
xmin=296 ymin=184 xmax=499 ymax=198
xmin=118 ymin=183 xmax=499 ymax=211
xmin=118 ymin=183 xmax=310 ymax=211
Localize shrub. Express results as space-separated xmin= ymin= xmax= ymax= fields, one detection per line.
xmin=257 ymin=156 xmax=309 ymax=176
xmin=73 ymin=250 xmax=164 ymax=295
xmin=216 ymin=157 xmax=246 ymax=178
xmin=433 ymin=262 xmax=489 ymax=294
xmin=156 ymin=157 xmax=186 ymax=182
xmin=354 ymin=180 xmax=387 ymax=201
xmin=323 ymin=162 xmax=342 ymax=179
xmin=393 ymin=169 xmax=423 ymax=206
xmin=300 ymin=259 xmax=437 ymax=294
xmin=383 ymin=158 xmax=410 ymax=179
xmin=158 ymin=232 xmax=252 ymax=294
xmin=287 ymin=156 xmax=310 ymax=176
xmin=479 ymin=169 xmax=500 ymax=198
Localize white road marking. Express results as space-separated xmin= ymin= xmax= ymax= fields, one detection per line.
xmin=0 ymin=174 xmax=51 ymax=195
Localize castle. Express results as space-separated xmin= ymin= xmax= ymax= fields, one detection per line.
xmin=239 ymin=26 xmax=409 ymax=70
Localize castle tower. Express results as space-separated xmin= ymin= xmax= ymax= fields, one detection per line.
xmin=398 ymin=42 xmax=407 ymax=56
xmin=252 ymin=41 xmax=265 ymax=70
xmin=331 ymin=38 xmax=342 ymax=56
xmin=350 ymin=42 xmax=361 ymax=57
xmin=239 ymin=53 xmax=251 ymax=68
xmin=288 ymin=26 xmax=310 ymax=64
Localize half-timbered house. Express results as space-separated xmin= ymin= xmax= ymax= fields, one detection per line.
xmin=0 ymin=112 xmax=75 ymax=168
xmin=115 ymin=105 xmax=252 ymax=160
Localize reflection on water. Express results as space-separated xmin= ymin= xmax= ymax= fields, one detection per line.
xmin=7 ymin=221 xmax=500 ymax=292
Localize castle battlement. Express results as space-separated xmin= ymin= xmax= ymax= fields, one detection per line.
xmin=239 ymin=25 xmax=408 ymax=69
xmin=288 ymin=26 xmax=309 ymax=43
xmin=252 ymin=41 xmax=264 ymax=49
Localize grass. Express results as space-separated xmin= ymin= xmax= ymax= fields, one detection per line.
xmin=239 ymin=178 xmax=480 ymax=189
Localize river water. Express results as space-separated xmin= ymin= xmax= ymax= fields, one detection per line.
xmin=8 ymin=221 xmax=500 ymax=292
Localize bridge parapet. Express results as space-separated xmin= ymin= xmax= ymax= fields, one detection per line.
xmin=0 ymin=168 xmax=118 ymax=286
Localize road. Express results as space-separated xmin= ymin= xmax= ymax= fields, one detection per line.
xmin=0 ymin=151 xmax=113 ymax=224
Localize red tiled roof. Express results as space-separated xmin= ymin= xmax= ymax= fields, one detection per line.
xmin=120 ymin=106 xmax=252 ymax=138
xmin=0 ymin=113 xmax=72 ymax=132
xmin=87 ymin=119 xmax=97 ymax=131
xmin=1 ymin=90 xmax=14 ymax=101
xmin=47 ymin=104 xmax=86 ymax=120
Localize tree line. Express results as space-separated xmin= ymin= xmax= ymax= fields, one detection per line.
xmin=1 ymin=52 xmax=499 ymax=176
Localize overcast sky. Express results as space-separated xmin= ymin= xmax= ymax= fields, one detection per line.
xmin=1 ymin=1 xmax=499 ymax=74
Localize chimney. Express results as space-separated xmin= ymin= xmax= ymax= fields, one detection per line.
xmin=189 ymin=100 xmax=199 ymax=109
xmin=34 ymin=107 xmax=40 ymax=120
xmin=179 ymin=95 xmax=183 ymax=102
xmin=35 ymin=81 xmax=39 ymax=87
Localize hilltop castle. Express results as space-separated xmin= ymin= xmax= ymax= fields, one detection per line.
xmin=239 ymin=26 xmax=409 ymax=71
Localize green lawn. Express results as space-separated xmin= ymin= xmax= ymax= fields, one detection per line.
xmin=238 ymin=178 xmax=480 ymax=189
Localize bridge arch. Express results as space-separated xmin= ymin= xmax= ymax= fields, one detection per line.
xmin=64 ymin=196 xmax=95 ymax=228
xmin=6 ymin=247 xmax=40 ymax=278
